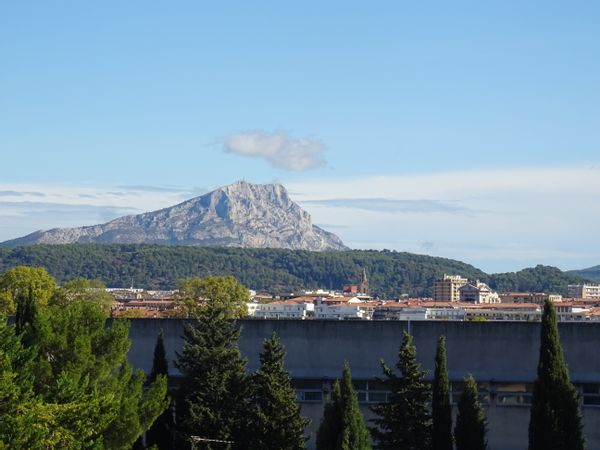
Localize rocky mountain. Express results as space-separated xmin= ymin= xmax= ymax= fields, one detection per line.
xmin=2 ymin=181 xmax=348 ymax=251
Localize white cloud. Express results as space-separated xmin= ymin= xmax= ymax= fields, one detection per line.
xmin=287 ymin=166 xmax=600 ymax=272
xmin=223 ymin=130 xmax=325 ymax=171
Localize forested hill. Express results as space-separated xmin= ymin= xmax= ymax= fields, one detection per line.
xmin=567 ymin=265 xmax=600 ymax=282
xmin=0 ymin=244 xmax=589 ymax=298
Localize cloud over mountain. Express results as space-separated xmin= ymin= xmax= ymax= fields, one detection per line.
xmin=223 ymin=130 xmax=325 ymax=171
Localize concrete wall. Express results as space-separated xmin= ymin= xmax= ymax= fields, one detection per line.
xmin=126 ymin=319 xmax=600 ymax=450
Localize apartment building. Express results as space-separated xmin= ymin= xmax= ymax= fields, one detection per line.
xmin=568 ymin=284 xmax=600 ymax=299
xmin=433 ymin=274 xmax=468 ymax=301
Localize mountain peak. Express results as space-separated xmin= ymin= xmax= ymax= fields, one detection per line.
xmin=2 ymin=181 xmax=347 ymax=251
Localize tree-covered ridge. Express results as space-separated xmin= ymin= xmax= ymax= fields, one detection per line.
xmin=0 ymin=244 xmax=589 ymax=297
xmin=567 ymin=265 xmax=600 ymax=282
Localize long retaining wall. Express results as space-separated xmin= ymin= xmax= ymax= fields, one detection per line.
xmin=126 ymin=319 xmax=600 ymax=450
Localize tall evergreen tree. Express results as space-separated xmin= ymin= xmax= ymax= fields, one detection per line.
xmin=528 ymin=299 xmax=585 ymax=450
xmin=316 ymin=380 xmax=343 ymax=450
xmin=175 ymin=301 xmax=250 ymax=450
xmin=249 ymin=331 xmax=309 ymax=450
xmin=432 ymin=335 xmax=453 ymax=450
xmin=316 ymin=363 xmax=371 ymax=450
xmin=371 ymin=331 xmax=431 ymax=450
xmin=454 ymin=375 xmax=486 ymax=450
xmin=338 ymin=363 xmax=372 ymax=450
xmin=146 ymin=329 xmax=174 ymax=450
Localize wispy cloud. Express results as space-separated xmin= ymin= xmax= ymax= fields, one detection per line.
xmin=303 ymin=198 xmax=466 ymax=214
xmin=0 ymin=190 xmax=45 ymax=197
xmin=223 ymin=130 xmax=325 ymax=171
xmin=288 ymin=166 xmax=600 ymax=272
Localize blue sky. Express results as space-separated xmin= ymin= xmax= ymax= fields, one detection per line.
xmin=1 ymin=1 xmax=599 ymax=273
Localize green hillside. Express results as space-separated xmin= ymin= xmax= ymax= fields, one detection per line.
xmin=0 ymin=244 xmax=589 ymax=298
xmin=567 ymin=266 xmax=600 ymax=282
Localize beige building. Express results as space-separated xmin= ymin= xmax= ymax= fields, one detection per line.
xmin=433 ymin=274 xmax=468 ymax=302
xmin=568 ymin=284 xmax=600 ymax=299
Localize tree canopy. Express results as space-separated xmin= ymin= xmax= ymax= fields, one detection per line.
xmin=0 ymin=244 xmax=585 ymax=297
xmin=0 ymin=296 xmax=169 ymax=449
xmin=0 ymin=266 xmax=56 ymax=314
xmin=176 ymin=275 xmax=249 ymax=318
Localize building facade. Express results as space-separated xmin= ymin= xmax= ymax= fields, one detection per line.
xmin=433 ymin=274 xmax=468 ymax=301
xmin=126 ymin=319 xmax=600 ymax=450
xmin=568 ymin=284 xmax=600 ymax=299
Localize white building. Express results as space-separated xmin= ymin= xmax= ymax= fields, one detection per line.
xmin=314 ymin=304 xmax=369 ymax=320
xmin=459 ymin=281 xmax=500 ymax=304
xmin=568 ymin=284 xmax=600 ymax=299
xmin=247 ymin=301 xmax=314 ymax=319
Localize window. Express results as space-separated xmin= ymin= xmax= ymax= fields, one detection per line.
xmin=292 ymin=379 xmax=323 ymax=403
xmin=582 ymin=384 xmax=600 ymax=407
xmin=496 ymin=382 xmax=532 ymax=406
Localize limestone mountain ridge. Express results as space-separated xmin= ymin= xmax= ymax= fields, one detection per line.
xmin=2 ymin=181 xmax=348 ymax=251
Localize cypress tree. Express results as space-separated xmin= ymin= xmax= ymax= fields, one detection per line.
xmin=316 ymin=363 xmax=371 ymax=450
xmin=249 ymin=332 xmax=309 ymax=450
xmin=371 ymin=331 xmax=431 ymax=450
xmin=454 ymin=375 xmax=486 ymax=450
xmin=338 ymin=362 xmax=372 ymax=450
xmin=175 ymin=302 xmax=250 ymax=450
xmin=432 ymin=335 xmax=452 ymax=450
xmin=316 ymin=380 xmax=343 ymax=450
xmin=528 ymin=299 xmax=585 ymax=450
xmin=146 ymin=329 xmax=174 ymax=450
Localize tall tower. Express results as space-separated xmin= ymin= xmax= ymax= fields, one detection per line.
xmin=359 ymin=267 xmax=369 ymax=295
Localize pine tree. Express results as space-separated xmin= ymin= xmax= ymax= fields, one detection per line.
xmin=432 ymin=335 xmax=453 ymax=450
xmin=146 ymin=329 xmax=174 ymax=450
xmin=316 ymin=363 xmax=371 ymax=450
xmin=249 ymin=331 xmax=309 ymax=450
xmin=371 ymin=331 xmax=431 ymax=450
xmin=528 ymin=299 xmax=585 ymax=450
xmin=454 ymin=375 xmax=486 ymax=450
xmin=175 ymin=302 xmax=250 ymax=450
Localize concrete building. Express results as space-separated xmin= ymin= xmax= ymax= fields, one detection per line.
xmin=568 ymin=284 xmax=600 ymax=299
xmin=125 ymin=319 xmax=600 ymax=450
xmin=433 ymin=274 xmax=468 ymax=301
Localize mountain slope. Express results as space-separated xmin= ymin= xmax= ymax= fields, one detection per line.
xmin=567 ymin=265 xmax=600 ymax=282
xmin=2 ymin=181 xmax=347 ymax=251
xmin=0 ymin=245 xmax=589 ymax=297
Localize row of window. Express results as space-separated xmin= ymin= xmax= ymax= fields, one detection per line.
xmin=292 ymin=379 xmax=600 ymax=407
